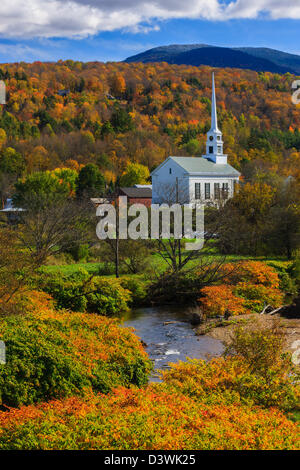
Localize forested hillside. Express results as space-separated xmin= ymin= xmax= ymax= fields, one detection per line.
xmin=126 ymin=44 xmax=299 ymax=74
xmin=0 ymin=60 xmax=300 ymax=200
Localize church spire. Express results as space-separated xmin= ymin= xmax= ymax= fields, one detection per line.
xmin=211 ymin=72 xmax=219 ymax=132
xmin=202 ymin=72 xmax=227 ymax=164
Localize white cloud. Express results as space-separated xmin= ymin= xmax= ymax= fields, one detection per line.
xmin=224 ymin=0 xmax=300 ymax=19
xmin=0 ymin=1 xmax=299 ymax=39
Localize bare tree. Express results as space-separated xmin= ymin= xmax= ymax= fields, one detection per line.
xmin=17 ymin=197 xmax=94 ymax=266
xmin=152 ymin=181 xmax=229 ymax=274
xmin=0 ymin=227 xmax=35 ymax=315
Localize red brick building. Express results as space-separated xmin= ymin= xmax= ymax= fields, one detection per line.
xmin=119 ymin=187 xmax=152 ymax=207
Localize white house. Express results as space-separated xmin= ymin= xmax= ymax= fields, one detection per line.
xmin=151 ymin=73 xmax=240 ymax=204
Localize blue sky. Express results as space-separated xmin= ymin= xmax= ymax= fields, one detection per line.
xmin=0 ymin=1 xmax=300 ymax=63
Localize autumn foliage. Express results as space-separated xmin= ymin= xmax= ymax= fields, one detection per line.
xmin=0 ymin=359 xmax=298 ymax=450
xmin=0 ymin=62 xmax=300 ymax=186
xmin=199 ymin=261 xmax=284 ymax=316
xmin=0 ymin=291 xmax=151 ymax=407
xmin=0 ymin=289 xmax=299 ymax=450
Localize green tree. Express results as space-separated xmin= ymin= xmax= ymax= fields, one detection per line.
xmin=76 ymin=163 xmax=105 ymax=199
xmin=50 ymin=168 xmax=78 ymax=194
xmin=13 ymin=172 xmax=69 ymax=210
xmin=185 ymin=139 xmax=201 ymax=155
xmin=0 ymin=147 xmax=25 ymax=176
xmin=110 ymin=108 xmax=133 ymax=133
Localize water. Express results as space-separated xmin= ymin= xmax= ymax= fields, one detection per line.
xmin=120 ymin=306 xmax=224 ymax=381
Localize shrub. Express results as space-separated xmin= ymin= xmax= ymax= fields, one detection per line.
xmin=267 ymin=261 xmax=297 ymax=295
xmin=223 ymin=321 xmax=300 ymax=409
xmin=120 ymin=277 xmax=148 ymax=306
xmin=37 ymin=269 xmax=131 ymax=315
xmin=163 ymin=341 xmax=299 ymax=412
xmin=200 ymin=261 xmax=284 ymax=316
xmin=289 ymin=257 xmax=300 ymax=287
xmin=0 ymin=381 xmax=298 ymax=450
xmin=200 ymin=285 xmax=248 ymax=317
xmin=0 ymin=317 xmax=298 ymax=450
xmin=0 ymin=292 xmax=151 ymax=407
xmin=86 ymin=277 xmax=131 ymax=315
xmin=222 ymin=261 xmax=280 ymax=288
xmin=66 ymin=244 xmax=90 ymax=262
xmin=235 ymin=282 xmax=284 ymax=312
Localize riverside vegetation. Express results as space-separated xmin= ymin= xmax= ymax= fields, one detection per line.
xmin=0 ymin=291 xmax=299 ymax=450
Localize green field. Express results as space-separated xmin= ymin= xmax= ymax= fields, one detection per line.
xmin=41 ymin=252 xmax=289 ymax=277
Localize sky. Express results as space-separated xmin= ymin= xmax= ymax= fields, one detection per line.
xmin=0 ymin=0 xmax=300 ymax=63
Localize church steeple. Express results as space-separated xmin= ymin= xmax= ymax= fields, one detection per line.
xmin=211 ymin=72 xmax=219 ymax=132
xmin=203 ymin=72 xmax=227 ymax=164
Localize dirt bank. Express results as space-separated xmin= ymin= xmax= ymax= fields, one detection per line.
xmin=198 ymin=313 xmax=300 ymax=355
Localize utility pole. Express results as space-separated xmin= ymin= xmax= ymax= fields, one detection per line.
xmin=115 ymin=203 xmax=119 ymax=278
xmin=114 ymin=183 xmax=120 ymax=279
xmin=176 ymin=177 xmax=182 ymax=269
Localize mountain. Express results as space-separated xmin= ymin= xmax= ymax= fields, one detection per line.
xmin=235 ymin=47 xmax=300 ymax=74
xmin=125 ymin=44 xmax=300 ymax=75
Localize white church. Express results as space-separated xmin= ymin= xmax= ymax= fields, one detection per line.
xmin=151 ymin=73 xmax=240 ymax=204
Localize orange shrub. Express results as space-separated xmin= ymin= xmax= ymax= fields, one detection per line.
xmin=221 ymin=261 xmax=280 ymax=288
xmin=200 ymin=261 xmax=284 ymax=316
xmin=0 ymin=291 xmax=152 ymax=407
xmin=200 ymin=285 xmax=248 ymax=317
xmin=0 ymin=380 xmax=298 ymax=450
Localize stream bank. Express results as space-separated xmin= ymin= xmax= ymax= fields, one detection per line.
xmin=120 ymin=305 xmax=224 ymax=381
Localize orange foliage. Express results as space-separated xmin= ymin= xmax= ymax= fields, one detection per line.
xmin=0 ymin=62 xmax=299 ymax=177
xmin=199 ymin=261 xmax=284 ymax=316
xmin=0 ymin=371 xmax=298 ymax=450
xmin=200 ymin=285 xmax=248 ymax=317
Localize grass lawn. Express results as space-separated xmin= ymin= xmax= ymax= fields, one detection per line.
xmin=288 ymin=410 xmax=300 ymax=423
xmin=41 ymin=262 xmax=101 ymax=275
xmin=41 ymin=252 xmax=289 ymax=278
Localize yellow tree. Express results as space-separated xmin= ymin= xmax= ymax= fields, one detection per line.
xmin=110 ymin=73 xmax=126 ymax=97
xmin=120 ymin=162 xmax=150 ymax=187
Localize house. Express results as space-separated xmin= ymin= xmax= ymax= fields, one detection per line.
xmin=151 ymin=73 xmax=240 ymax=204
xmin=90 ymin=197 xmax=113 ymax=210
xmin=0 ymin=198 xmax=25 ymax=223
xmin=57 ymin=89 xmax=70 ymax=97
xmin=119 ymin=186 xmax=152 ymax=207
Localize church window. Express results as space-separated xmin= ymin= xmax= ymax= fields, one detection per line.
xmin=209 ymin=136 xmax=213 ymax=141
xmin=195 ymin=183 xmax=201 ymax=200
xmin=169 ymin=168 xmax=172 ymax=174
xmin=205 ymin=183 xmax=210 ymax=199
xmin=218 ymin=145 xmax=222 ymax=153
xmin=214 ymin=183 xmax=220 ymax=199
xmin=209 ymin=146 xmax=214 ymax=154
xmin=222 ymin=183 xmax=229 ymax=199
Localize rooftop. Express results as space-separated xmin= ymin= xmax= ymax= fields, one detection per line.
xmin=167 ymin=156 xmax=240 ymax=176
xmin=120 ymin=187 xmax=152 ymax=198
xmin=0 ymin=198 xmax=25 ymax=212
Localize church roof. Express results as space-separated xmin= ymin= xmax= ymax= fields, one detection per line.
xmin=163 ymin=156 xmax=240 ymax=177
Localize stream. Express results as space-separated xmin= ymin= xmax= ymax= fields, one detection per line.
xmin=120 ymin=306 xmax=224 ymax=381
